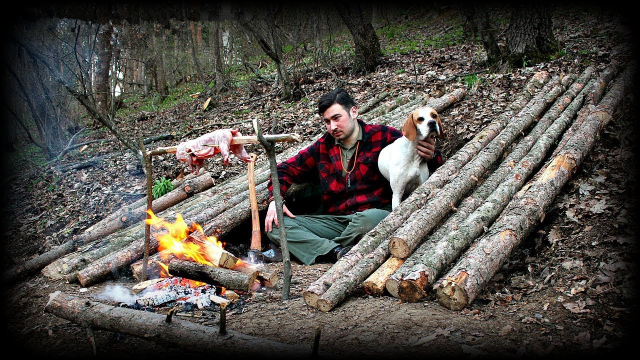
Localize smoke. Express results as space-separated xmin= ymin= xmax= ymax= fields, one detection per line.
xmin=96 ymin=284 xmax=138 ymax=305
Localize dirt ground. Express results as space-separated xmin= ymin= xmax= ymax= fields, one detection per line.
xmin=2 ymin=5 xmax=637 ymax=359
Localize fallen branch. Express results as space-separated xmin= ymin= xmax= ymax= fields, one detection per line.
xmin=168 ymin=259 xmax=257 ymax=293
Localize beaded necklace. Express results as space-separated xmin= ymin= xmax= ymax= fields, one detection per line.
xmin=339 ymin=141 xmax=359 ymax=187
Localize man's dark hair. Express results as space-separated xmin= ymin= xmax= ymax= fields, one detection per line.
xmin=318 ymin=88 xmax=356 ymax=115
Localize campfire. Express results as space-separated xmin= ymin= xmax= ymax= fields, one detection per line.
xmin=122 ymin=210 xmax=277 ymax=309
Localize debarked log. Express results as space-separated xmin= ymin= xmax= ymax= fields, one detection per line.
xmin=44 ymin=291 xmax=309 ymax=357
xmin=168 ymin=259 xmax=257 ymax=292
xmin=434 ymin=65 xmax=633 ymax=310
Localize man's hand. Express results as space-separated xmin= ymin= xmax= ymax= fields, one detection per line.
xmin=416 ymin=136 xmax=437 ymax=160
xmin=264 ymin=200 xmax=295 ymax=233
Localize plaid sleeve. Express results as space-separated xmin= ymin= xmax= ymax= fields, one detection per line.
xmin=267 ymin=142 xmax=320 ymax=198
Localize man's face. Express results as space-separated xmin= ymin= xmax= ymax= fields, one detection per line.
xmin=322 ymin=103 xmax=358 ymax=142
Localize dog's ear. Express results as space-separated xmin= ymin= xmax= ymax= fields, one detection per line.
xmin=435 ymin=113 xmax=445 ymax=139
xmin=402 ymin=111 xmax=417 ymax=141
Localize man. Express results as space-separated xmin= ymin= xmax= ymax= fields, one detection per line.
xmin=264 ymin=88 xmax=442 ymax=265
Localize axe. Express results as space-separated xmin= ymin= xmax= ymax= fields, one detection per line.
xmin=247 ymin=153 xmax=263 ymax=264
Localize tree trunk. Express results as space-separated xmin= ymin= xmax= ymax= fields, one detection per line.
xmin=168 ymin=259 xmax=257 ymax=292
xmin=211 ymin=21 xmax=227 ymax=93
xmin=471 ymin=5 xmax=501 ymax=66
xmin=44 ymin=292 xmax=306 ymax=356
xmin=394 ymin=68 xmax=601 ymax=302
xmin=387 ymin=74 xmax=572 ymax=260
xmin=434 ymin=66 xmax=633 ymax=310
xmin=504 ymin=4 xmax=558 ymax=68
xmin=152 ymin=25 xmax=168 ymax=98
xmin=94 ymin=24 xmax=114 ymax=119
xmin=335 ymin=3 xmax=382 ymax=73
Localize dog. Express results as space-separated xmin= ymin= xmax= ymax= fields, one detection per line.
xmin=378 ymin=107 xmax=444 ymax=209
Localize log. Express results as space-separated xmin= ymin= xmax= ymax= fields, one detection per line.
xmin=147 ymin=133 xmax=301 ymax=156
xmin=363 ymin=257 xmax=404 ymax=296
xmin=77 ymin=172 xmax=213 ymax=246
xmin=387 ymin=73 xmax=574 ymax=259
xmin=389 ymin=66 xmax=602 ymax=301
xmin=44 ymin=291 xmax=308 ymax=356
xmin=304 ymin=74 xmax=547 ymax=307
xmin=434 ymin=65 xmax=633 ymax=310
xmin=168 ymin=259 xmax=257 ymax=292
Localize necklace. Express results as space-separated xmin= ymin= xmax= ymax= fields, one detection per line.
xmin=339 ymin=141 xmax=359 ymax=187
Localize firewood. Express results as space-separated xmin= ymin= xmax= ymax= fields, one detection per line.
xmin=363 ymin=257 xmax=404 ymax=296
xmin=393 ymin=67 xmax=599 ymax=302
xmin=304 ymin=75 xmax=547 ymax=307
xmin=435 ymin=66 xmax=632 ymax=310
xmin=168 ymin=259 xmax=257 ymax=292
xmin=209 ymin=294 xmax=230 ymax=306
xmin=44 ymin=291 xmax=307 ymax=356
xmin=131 ymin=278 xmax=165 ymax=294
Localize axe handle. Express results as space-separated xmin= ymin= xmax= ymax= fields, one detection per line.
xmin=248 ymin=153 xmax=261 ymax=251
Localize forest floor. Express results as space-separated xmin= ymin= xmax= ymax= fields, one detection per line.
xmin=2 ymin=5 xmax=638 ymax=359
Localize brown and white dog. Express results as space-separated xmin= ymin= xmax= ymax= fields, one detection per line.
xmin=378 ymin=107 xmax=444 ymax=209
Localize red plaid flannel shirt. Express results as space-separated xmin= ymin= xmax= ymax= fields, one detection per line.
xmin=268 ymin=119 xmax=442 ymax=215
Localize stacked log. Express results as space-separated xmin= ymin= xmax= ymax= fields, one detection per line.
xmin=308 ymin=71 xmax=567 ymax=311
xmin=391 ymin=66 xmax=600 ymax=302
xmin=305 ymin=64 xmax=632 ymax=312
xmin=303 ymin=72 xmax=548 ymax=308
xmin=434 ymin=65 xmax=633 ymax=310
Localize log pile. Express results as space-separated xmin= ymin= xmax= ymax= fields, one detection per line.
xmin=303 ymin=64 xmax=634 ymax=312
xmin=29 ymin=89 xmax=464 ymax=288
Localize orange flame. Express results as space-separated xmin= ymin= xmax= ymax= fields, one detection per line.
xmin=146 ymin=210 xmax=225 ymax=266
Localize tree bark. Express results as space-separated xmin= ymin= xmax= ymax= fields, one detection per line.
xmin=335 ymin=3 xmax=382 ymax=73
xmin=168 ymin=259 xmax=257 ymax=292
xmin=44 ymin=291 xmax=307 ymax=356
xmin=94 ymin=24 xmax=114 ymax=118
xmin=434 ymin=66 xmax=633 ymax=310
xmin=504 ymin=4 xmax=558 ymax=68
xmin=395 ymin=69 xmax=601 ymax=302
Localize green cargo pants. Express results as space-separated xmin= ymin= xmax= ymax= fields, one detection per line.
xmin=265 ymin=207 xmax=391 ymax=265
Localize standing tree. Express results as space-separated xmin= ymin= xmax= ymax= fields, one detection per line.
xmin=235 ymin=4 xmax=293 ymax=100
xmin=466 ymin=4 xmax=558 ymax=70
xmin=334 ymin=3 xmax=382 ymax=74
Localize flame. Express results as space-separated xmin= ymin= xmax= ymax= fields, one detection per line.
xmin=146 ymin=210 xmax=225 ymax=266
xmin=145 ymin=210 xmax=228 ymax=289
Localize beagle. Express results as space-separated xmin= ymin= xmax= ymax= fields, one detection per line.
xmin=378 ymin=107 xmax=444 ymax=209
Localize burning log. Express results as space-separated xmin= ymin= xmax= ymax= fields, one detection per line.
xmin=130 ymin=230 xmax=239 ymax=281
xmin=434 ymin=66 xmax=633 ymax=310
xmin=44 ymin=291 xmax=308 ymax=356
xmin=168 ymin=259 xmax=257 ymax=292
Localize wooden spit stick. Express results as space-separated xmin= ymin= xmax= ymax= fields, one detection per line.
xmin=147 ymin=134 xmax=301 ymax=156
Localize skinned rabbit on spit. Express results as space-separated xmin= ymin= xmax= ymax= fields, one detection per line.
xmin=175 ymin=129 xmax=251 ymax=175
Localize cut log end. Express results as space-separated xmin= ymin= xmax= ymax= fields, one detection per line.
xmin=315 ymin=298 xmax=334 ymax=313
xmin=435 ymin=272 xmax=470 ymax=311
xmin=397 ymin=272 xmax=430 ymax=303
xmin=302 ymin=291 xmax=320 ymax=308
xmin=363 ymin=257 xmax=404 ymax=296
xmin=388 ymin=237 xmax=411 ymax=259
